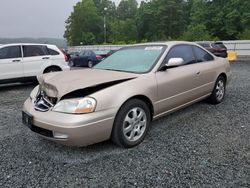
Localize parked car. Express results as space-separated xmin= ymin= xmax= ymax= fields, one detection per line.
xmin=197 ymin=42 xmax=228 ymax=58
xmin=0 ymin=43 xmax=70 ymax=84
xmin=69 ymin=50 xmax=102 ymax=68
xmin=23 ymin=41 xmax=231 ymax=148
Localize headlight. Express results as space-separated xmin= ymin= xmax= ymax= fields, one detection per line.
xmin=52 ymin=97 xmax=97 ymax=114
xmin=30 ymin=85 xmax=39 ymax=99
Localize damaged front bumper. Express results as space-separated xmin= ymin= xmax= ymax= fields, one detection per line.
xmin=22 ymin=98 xmax=116 ymax=146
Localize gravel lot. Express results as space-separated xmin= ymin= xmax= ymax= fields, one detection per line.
xmin=0 ymin=62 xmax=249 ymax=187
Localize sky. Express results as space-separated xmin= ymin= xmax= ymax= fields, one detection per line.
xmin=0 ymin=0 xmax=142 ymax=39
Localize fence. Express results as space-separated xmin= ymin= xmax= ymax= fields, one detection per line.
xmin=222 ymin=40 xmax=250 ymax=56
xmin=68 ymin=40 xmax=250 ymax=57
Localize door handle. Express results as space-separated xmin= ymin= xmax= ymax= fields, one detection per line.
xmin=196 ymin=71 xmax=201 ymax=75
xmin=12 ymin=59 xmax=21 ymax=62
xmin=42 ymin=57 xmax=50 ymax=60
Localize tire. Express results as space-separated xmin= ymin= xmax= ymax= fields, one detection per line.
xmin=88 ymin=60 xmax=93 ymax=68
xmin=44 ymin=67 xmax=61 ymax=74
xmin=69 ymin=61 xmax=74 ymax=67
xmin=111 ymin=99 xmax=151 ymax=148
xmin=208 ymin=76 xmax=226 ymax=104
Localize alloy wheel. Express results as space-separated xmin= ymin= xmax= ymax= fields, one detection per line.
xmin=215 ymin=80 xmax=225 ymax=101
xmin=122 ymin=107 xmax=147 ymax=142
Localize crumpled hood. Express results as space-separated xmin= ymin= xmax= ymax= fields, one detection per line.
xmin=37 ymin=69 xmax=138 ymax=99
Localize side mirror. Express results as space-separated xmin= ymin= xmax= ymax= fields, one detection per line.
xmin=167 ymin=58 xmax=184 ymax=67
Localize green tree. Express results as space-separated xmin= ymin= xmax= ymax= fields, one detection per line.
xmin=64 ymin=0 xmax=102 ymax=45
xmin=64 ymin=0 xmax=250 ymax=45
xmin=117 ymin=0 xmax=138 ymax=20
xmin=181 ymin=24 xmax=215 ymax=41
xmin=136 ymin=1 xmax=159 ymax=41
xmin=238 ymin=29 xmax=250 ymax=39
xmin=108 ymin=0 xmax=138 ymax=43
xmin=137 ymin=0 xmax=187 ymax=41
xmin=188 ymin=0 xmax=250 ymax=40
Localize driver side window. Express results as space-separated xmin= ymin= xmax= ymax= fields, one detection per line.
xmin=165 ymin=45 xmax=196 ymax=65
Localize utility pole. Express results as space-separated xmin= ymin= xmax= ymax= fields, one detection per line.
xmin=104 ymin=7 xmax=107 ymax=43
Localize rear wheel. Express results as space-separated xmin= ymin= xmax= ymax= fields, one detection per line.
xmin=88 ymin=60 xmax=93 ymax=68
xmin=44 ymin=67 xmax=61 ymax=74
xmin=208 ymin=76 xmax=226 ymax=104
xmin=111 ymin=99 xmax=151 ymax=148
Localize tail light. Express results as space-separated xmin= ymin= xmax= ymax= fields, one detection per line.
xmin=60 ymin=49 xmax=69 ymax=62
xmin=64 ymin=53 xmax=69 ymax=62
xmin=96 ymin=55 xmax=103 ymax=60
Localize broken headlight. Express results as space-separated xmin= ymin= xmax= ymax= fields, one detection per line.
xmin=29 ymin=85 xmax=39 ymax=100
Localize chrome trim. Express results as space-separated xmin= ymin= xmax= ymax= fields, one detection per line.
xmin=34 ymin=90 xmax=55 ymax=112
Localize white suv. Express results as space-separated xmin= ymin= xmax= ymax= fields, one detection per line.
xmin=0 ymin=43 xmax=70 ymax=84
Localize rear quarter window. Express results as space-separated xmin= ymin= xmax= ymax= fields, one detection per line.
xmin=48 ymin=48 xmax=60 ymax=55
xmin=193 ymin=46 xmax=214 ymax=62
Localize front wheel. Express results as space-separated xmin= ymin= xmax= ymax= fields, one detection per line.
xmin=69 ymin=61 xmax=74 ymax=67
xmin=111 ymin=99 xmax=151 ymax=148
xmin=208 ymin=76 xmax=226 ymax=104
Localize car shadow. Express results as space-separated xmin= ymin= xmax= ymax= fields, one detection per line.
xmin=0 ymin=82 xmax=36 ymax=91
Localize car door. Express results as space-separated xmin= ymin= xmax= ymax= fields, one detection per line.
xmin=0 ymin=45 xmax=23 ymax=80
xmin=74 ymin=51 xmax=87 ymax=66
xmin=155 ymin=45 xmax=207 ymax=115
xmin=22 ymin=45 xmax=50 ymax=77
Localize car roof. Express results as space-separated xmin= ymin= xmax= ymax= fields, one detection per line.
xmin=131 ymin=41 xmax=200 ymax=47
xmin=0 ymin=43 xmax=56 ymax=47
xmin=115 ymin=41 xmax=203 ymax=50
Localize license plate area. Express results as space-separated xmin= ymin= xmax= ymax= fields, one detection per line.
xmin=22 ymin=111 xmax=33 ymax=128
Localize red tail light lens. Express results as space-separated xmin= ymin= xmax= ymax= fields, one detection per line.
xmin=60 ymin=49 xmax=69 ymax=62
xmin=64 ymin=53 xmax=69 ymax=62
xmin=96 ymin=55 xmax=103 ymax=60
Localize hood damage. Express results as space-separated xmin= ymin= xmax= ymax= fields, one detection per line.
xmin=37 ymin=69 xmax=138 ymax=101
xmin=61 ymin=78 xmax=135 ymax=100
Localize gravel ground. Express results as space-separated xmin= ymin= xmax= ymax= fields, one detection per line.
xmin=0 ymin=62 xmax=249 ymax=187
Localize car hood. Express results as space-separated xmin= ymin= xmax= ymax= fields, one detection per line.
xmin=37 ymin=69 xmax=138 ymax=99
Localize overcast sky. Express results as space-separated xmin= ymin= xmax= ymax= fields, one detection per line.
xmin=0 ymin=0 xmax=142 ymax=39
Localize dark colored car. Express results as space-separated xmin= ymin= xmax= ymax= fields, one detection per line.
xmin=69 ymin=50 xmax=102 ymax=68
xmin=197 ymin=42 xmax=228 ymax=58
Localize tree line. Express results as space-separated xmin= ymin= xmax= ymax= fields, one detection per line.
xmin=64 ymin=0 xmax=250 ymax=46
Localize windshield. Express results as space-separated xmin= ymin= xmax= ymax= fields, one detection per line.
xmin=94 ymin=45 xmax=166 ymax=73
xmin=212 ymin=43 xmax=227 ymax=49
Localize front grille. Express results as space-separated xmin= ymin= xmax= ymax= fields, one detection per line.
xmin=34 ymin=91 xmax=56 ymax=112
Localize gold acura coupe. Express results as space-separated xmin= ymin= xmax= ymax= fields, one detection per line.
xmin=22 ymin=42 xmax=231 ymax=148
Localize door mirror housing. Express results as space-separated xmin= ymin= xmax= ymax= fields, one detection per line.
xmin=159 ymin=58 xmax=184 ymax=71
xmin=167 ymin=58 xmax=184 ymax=67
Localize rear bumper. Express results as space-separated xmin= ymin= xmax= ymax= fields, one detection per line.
xmin=61 ymin=64 xmax=70 ymax=71
xmin=23 ymin=98 xmax=116 ymax=146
